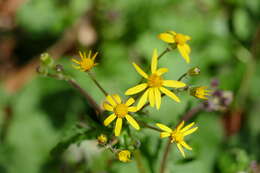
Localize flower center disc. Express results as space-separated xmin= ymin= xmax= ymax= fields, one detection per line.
xmin=148 ymin=74 xmax=163 ymax=88
xmin=82 ymin=59 xmax=94 ymax=70
xmin=175 ymin=34 xmax=186 ymax=45
xmin=114 ymin=104 xmax=128 ymax=118
xmin=170 ymin=131 xmax=184 ymax=143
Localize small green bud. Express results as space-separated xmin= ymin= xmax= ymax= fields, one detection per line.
xmin=40 ymin=53 xmax=54 ymax=67
xmin=55 ymin=64 xmax=64 ymax=73
xmin=188 ymin=67 xmax=200 ymax=76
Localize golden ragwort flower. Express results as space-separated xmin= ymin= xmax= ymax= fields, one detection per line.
xmin=97 ymin=134 xmax=108 ymax=144
xmin=125 ymin=49 xmax=186 ymax=110
xmin=118 ymin=150 xmax=131 ymax=162
xmin=156 ymin=121 xmax=198 ymax=157
xmin=190 ymin=86 xmax=211 ymax=100
xmin=103 ymin=94 xmax=140 ymax=136
xmin=71 ymin=50 xmax=98 ymax=71
xmin=158 ymin=31 xmax=191 ymax=63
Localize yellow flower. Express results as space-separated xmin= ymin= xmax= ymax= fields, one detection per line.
xmin=158 ymin=31 xmax=191 ymax=63
xmin=118 ymin=150 xmax=131 ymax=162
xmin=190 ymin=86 xmax=211 ymax=100
xmin=103 ymin=94 xmax=140 ymax=136
xmin=71 ymin=50 xmax=98 ymax=71
xmin=125 ymin=49 xmax=186 ymax=110
xmin=97 ymin=134 xmax=108 ymax=144
xmin=156 ymin=121 xmax=198 ymax=157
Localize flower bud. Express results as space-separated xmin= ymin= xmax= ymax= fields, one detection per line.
xmin=190 ymin=86 xmax=211 ymax=100
xmin=188 ymin=67 xmax=200 ymax=76
xmin=40 ymin=53 xmax=54 ymax=67
xmin=118 ymin=150 xmax=131 ymax=163
xmin=97 ymin=134 xmax=108 ymax=144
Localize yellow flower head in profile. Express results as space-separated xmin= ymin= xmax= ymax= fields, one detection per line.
xmin=103 ymin=94 xmax=140 ymax=136
xmin=118 ymin=150 xmax=131 ymax=162
xmin=97 ymin=134 xmax=108 ymax=144
xmin=190 ymin=86 xmax=211 ymax=100
xmin=156 ymin=121 xmax=198 ymax=157
xmin=71 ymin=50 xmax=98 ymax=71
xmin=158 ymin=31 xmax=191 ymax=63
xmin=125 ymin=49 xmax=186 ymax=110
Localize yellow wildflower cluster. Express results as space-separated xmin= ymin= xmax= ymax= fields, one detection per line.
xmin=71 ymin=30 xmax=211 ymax=159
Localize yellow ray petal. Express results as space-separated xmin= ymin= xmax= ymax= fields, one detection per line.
xmin=111 ymin=94 xmax=121 ymax=104
xmin=92 ymin=52 xmax=98 ymax=60
xmin=132 ymin=63 xmax=148 ymax=79
xmin=160 ymin=132 xmax=171 ymax=138
xmin=160 ymin=87 xmax=180 ymax=103
xmin=88 ymin=50 xmax=92 ymax=58
xmin=154 ymin=88 xmax=161 ymax=110
xmin=184 ymin=43 xmax=191 ymax=54
xmin=156 ymin=68 xmax=168 ymax=76
xmin=183 ymin=127 xmax=198 ymax=136
xmin=148 ymin=88 xmax=155 ymax=107
xmin=115 ymin=118 xmax=123 ymax=136
xmin=151 ymin=49 xmax=158 ymax=73
xmin=156 ymin=123 xmax=172 ymax=133
xmin=106 ymin=95 xmax=117 ymax=107
xmin=181 ymin=141 xmax=192 ymax=150
xmin=71 ymin=59 xmax=80 ymax=64
xmin=137 ymin=89 xmax=149 ymax=110
xmin=180 ymin=122 xmax=195 ymax=132
xmin=125 ymin=114 xmax=140 ymax=130
xmin=125 ymin=83 xmax=148 ymax=95
xmin=158 ymin=33 xmax=175 ymax=43
xmin=185 ymin=35 xmax=191 ymax=41
xmin=177 ymin=44 xmax=190 ymax=63
xmin=177 ymin=143 xmax=186 ymax=158
xmin=104 ymin=113 xmax=116 ymax=126
xmin=103 ymin=102 xmax=113 ymax=111
xmin=128 ymin=106 xmax=137 ymax=112
xmin=125 ymin=97 xmax=135 ymax=106
xmin=168 ymin=31 xmax=177 ymax=35
xmin=176 ymin=121 xmax=185 ymax=131
xmin=163 ymin=80 xmax=186 ymax=88
xmin=79 ymin=51 xmax=85 ymax=60
xmin=72 ymin=65 xmax=80 ymax=69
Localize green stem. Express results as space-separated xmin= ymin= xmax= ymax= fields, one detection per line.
xmin=87 ymin=71 xmax=108 ymax=96
xmin=160 ymin=140 xmax=172 ymax=173
xmin=158 ymin=47 xmax=171 ymax=60
xmin=177 ymin=72 xmax=187 ymax=81
xmin=138 ymin=121 xmax=162 ymax=132
xmin=134 ymin=150 xmax=147 ymax=173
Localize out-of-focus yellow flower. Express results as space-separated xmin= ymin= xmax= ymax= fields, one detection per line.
xmin=125 ymin=49 xmax=186 ymax=110
xmin=118 ymin=150 xmax=131 ymax=162
xmin=190 ymin=86 xmax=211 ymax=100
xmin=103 ymin=94 xmax=140 ymax=136
xmin=158 ymin=31 xmax=191 ymax=63
xmin=156 ymin=121 xmax=198 ymax=157
xmin=71 ymin=50 xmax=98 ymax=71
xmin=97 ymin=134 xmax=107 ymax=144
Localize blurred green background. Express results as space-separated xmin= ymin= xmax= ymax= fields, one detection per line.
xmin=0 ymin=0 xmax=260 ymax=172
